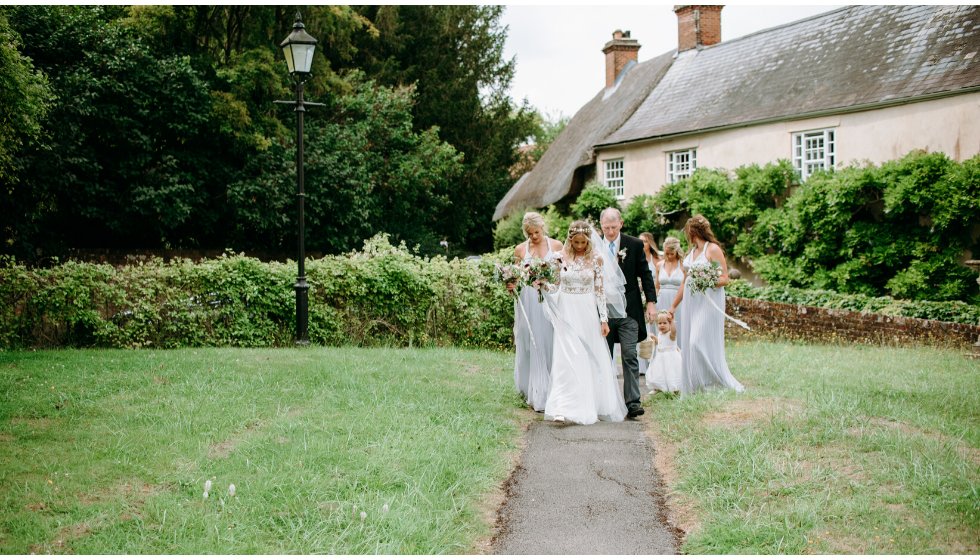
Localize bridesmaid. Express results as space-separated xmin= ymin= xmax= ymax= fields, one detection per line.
xmin=655 ymin=236 xmax=684 ymax=343
xmin=509 ymin=212 xmax=564 ymax=411
xmin=668 ymin=215 xmax=745 ymax=395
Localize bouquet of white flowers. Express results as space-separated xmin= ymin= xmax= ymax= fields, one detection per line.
xmin=687 ymin=261 xmax=721 ymax=294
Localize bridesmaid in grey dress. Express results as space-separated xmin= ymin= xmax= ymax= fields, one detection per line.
xmin=509 ymin=212 xmax=564 ymax=411
xmin=655 ymin=236 xmax=684 ymax=342
xmin=668 ymin=216 xmax=745 ymax=395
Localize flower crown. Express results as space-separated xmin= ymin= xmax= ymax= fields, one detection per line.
xmin=567 ymin=223 xmax=593 ymax=238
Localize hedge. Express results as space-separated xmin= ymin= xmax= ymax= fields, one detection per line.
xmin=0 ymin=236 xmax=515 ymax=350
xmin=1 ymin=237 xmax=976 ymax=350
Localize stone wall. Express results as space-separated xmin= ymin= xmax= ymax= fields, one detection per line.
xmin=724 ymin=296 xmax=980 ymax=349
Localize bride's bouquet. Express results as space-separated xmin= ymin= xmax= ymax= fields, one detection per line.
xmin=687 ymin=261 xmax=721 ymax=294
xmin=522 ymin=257 xmax=560 ymax=302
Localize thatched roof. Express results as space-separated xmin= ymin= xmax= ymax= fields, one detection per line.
xmin=493 ymin=50 xmax=675 ymax=220
xmin=601 ymin=5 xmax=980 ymax=146
xmin=496 ymin=5 xmax=980 ymax=221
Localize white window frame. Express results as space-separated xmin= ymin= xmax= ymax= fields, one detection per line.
xmin=604 ymin=158 xmax=625 ymax=199
xmin=793 ymin=128 xmax=836 ymax=180
xmin=667 ymin=148 xmax=698 ymax=184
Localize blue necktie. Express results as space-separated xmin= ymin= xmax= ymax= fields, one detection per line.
xmin=609 ymin=240 xmax=616 ymax=259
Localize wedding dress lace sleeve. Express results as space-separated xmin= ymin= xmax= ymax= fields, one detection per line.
xmin=593 ymin=255 xmax=608 ymax=323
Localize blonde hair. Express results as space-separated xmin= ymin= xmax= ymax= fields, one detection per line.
xmin=662 ymin=236 xmax=682 ymax=261
xmin=522 ymin=212 xmax=547 ymax=238
xmin=656 ymin=310 xmax=676 ymax=340
xmin=564 ymin=220 xmax=595 ymax=259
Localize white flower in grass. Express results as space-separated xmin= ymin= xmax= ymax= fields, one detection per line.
xmin=204 ymin=480 xmax=212 ymax=493
xmin=203 ymin=491 xmax=209 ymax=499
xmin=382 ymin=503 xmax=389 ymax=514
xmin=359 ymin=511 xmax=367 ymax=522
xmin=228 ymin=483 xmax=236 ymax=497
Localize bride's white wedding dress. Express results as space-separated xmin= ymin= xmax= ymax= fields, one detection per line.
xmin=541 ymin=253 xmax=627 ymax=425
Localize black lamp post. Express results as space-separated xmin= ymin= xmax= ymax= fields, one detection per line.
xmin=276 ymin=12 xmax=323 ymax=345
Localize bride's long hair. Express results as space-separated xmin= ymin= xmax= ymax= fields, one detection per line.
xmin=563 ymin=220 xmax=595 ymax=260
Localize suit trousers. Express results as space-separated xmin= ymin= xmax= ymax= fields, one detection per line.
xmin=607 ymin=315 xmax=641 ymax=409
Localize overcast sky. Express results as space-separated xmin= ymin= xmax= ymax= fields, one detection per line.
xmin=500 ymin=3 xmax=845 ymax=119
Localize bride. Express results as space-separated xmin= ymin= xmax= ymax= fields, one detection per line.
xmin=536 ymin=221 xmax=628 ymax=425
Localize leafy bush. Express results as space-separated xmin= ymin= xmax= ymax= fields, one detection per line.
xmin=622 ymin=194 xmax=663 ymax=240
xmin=650 ymin=152 xmax=979 ymax=303
xmin=570 ymin=181 xmax=620 ymax=224
xmin=492 ymin=209 xmax=527 ymax=251
xmin=0 ymin=235 xmax=515 ymax=350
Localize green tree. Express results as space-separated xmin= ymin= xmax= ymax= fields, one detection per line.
xmin=0 ymin=10 xmax=53 ymax=254
xmin=228 ymin=74 xmax=463 ymax=255
xmin=351 ymin=5 xmax=537 ymax=251
xmin=5 ymin=6 xmax=242 ymax=255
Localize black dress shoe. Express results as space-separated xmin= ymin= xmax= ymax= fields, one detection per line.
xmin=626 ymin=407 xmax=645 ymax=418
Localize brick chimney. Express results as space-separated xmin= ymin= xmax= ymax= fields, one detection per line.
xmin=674 ymin=5 xmax=723 ymax=51
xmin=602 ymin=30 xmax=641 ymax=88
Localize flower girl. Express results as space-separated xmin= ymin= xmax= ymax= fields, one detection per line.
xmin=646 ymin=311 xmax=682 ymax=394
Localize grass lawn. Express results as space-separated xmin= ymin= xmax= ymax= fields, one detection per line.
xmin=0 ymin=347 xmax=523 ymax=554
xmin=2 ymin=341 xmax=977 ymax=554
xmin=645 ymin=340 xmax=980 ymax=554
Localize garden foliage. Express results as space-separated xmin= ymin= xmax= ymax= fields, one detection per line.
xmin=0 ymin=236 xmax=515 ymax=350
xmin=658 ymin=152 xmax=979 ymax=303
xmin=3 ymin=236 xmax=977 ymax=350
xmin=1 ymin=5 xmax=534 ymax=260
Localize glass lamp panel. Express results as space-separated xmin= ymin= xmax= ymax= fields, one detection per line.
xmin=282 ymin=45 xmax=296 ymax=74
xmin=295 ymin=44 xmax=316 ymax=73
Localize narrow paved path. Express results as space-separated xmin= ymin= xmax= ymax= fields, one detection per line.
xmin=492 ymin=417 xmax=680 ymax=555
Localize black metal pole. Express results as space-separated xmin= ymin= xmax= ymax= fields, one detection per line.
xmin=294 ymin=78 xmax=309 ymax=345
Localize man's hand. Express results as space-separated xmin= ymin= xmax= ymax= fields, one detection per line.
xmin=645 ymin=301 xmax=656 ymax=323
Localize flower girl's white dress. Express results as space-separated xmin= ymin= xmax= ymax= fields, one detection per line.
xmin=541 ymin=253 xmax=627 ymax=425
xmin=645 ymin=332 xmax=682 ymax=393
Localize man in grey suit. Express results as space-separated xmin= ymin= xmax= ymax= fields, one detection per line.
xmin=600 ymin=207 xmax=657 ymax=418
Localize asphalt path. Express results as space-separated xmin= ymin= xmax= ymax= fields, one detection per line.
xmin=491 ymin=415 xmax=681 ymax=555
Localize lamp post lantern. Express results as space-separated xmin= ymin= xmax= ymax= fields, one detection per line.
xmin=276 ymin=12 xmax=323 ymax=345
